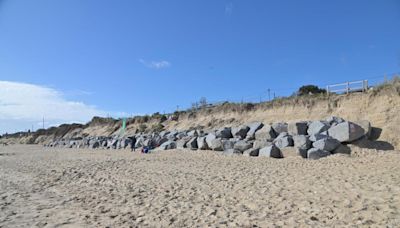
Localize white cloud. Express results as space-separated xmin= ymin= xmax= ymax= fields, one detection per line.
xmin=139 ymin=59 xmax=171 ymax=69
xmin=0 ymin=81 xmax=108 ymax=134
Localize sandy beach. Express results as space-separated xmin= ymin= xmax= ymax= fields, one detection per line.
xmin=1 ymin=145 xmax=400 ymax=227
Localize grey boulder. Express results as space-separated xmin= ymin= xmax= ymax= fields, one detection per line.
xmin=312 ymin=137 xmax=341 ymax=152
xmin=186 ymin=137 xmax=198 ymax=149
xmin=253 ymin=140 xmax=272 ymax=149
xmin=273 ymin=133 xmax=293 ymax=149
xmin=255 ymin=124 xmax=276 ymax=141
xmin=197 ymin=137 xmax=209 ymax=150
xmin=205 ymin=133 xmax=216 ymax=147
xmin=328 ymin=121 xmax=365 ymax=143
xmin=259 ymin=144 xmax=283 ymax=158
xmin=233 ymin=140 xmax=253 ymax=152
xmin=215 ymin=127 xmax=233 ymax=139
xmin=307 ymin=148 xmax=331 ymax=160
xmin=246 ymin=122 xmax=264 ymax=140
xmin=309 ymin=132 xmax=329 ymax=142
xmin=159 ymin=140 xmax=177 ymax=150
xmin=293 ymin=135 xmax=311 ymax=150
xmin=232 ymin=125 xmax=250 ymax=139
xmin=89 ymin=141 xmax=100 ymax=149
xmin=222 ymin=140 xmax=234 ymax=150
xmin=307 ymin=121 xmax=330 ymax=136
xmin=243 ymin=148 xmax=260 ymax=157
xmin=176 ymin=138 xmax=189 ymax=149
xmin=354 ymin=120 xmax=371 ymax=138
xmin=209 ymin=139 xmax=224 ymax=151
xmin=288 ymin=122 xmax=308 ymax=135
xmin=272 ymin=122 xmax=288 ymax=134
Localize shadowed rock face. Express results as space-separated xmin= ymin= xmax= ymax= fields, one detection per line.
xmin=307 ymin=148 xmax=331 ymax=160
xmin=246 ymin=122 xmax=264 ymax=140
xmin=232 ymin=125 xmax=250 ymax=139
xmin=288 ymin=122 xmax=308 ymax=135
xmin=259 ymin=144 xmax=282 ymax=158
xmin=312 ymin=138 xmax=341 ymax=152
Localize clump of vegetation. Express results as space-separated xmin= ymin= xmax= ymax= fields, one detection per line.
xmin=151 ymin=123 xmax=165 ymax=133
xmin=371 ymin=76 xmax=400 ymax=96
xmin=151 ymin=112 xmax=167 ymax=123
xmin=138 ymin=124 xmax=147 ymax=132
xmin=297 ymin=85 xmax=326 ymax=96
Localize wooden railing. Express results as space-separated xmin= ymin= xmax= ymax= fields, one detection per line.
xmin=326 ymin=80 xmax=368 ymax=95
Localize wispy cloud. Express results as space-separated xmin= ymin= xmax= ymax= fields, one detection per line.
xmin=0 ymin=81 xmax=121 ymax=134
xmin=139 ymin=59 xmax=171 ymax=69
xmin=225 ymin=2 xmax=234 ymax=16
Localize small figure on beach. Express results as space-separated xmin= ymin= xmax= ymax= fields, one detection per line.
xmin=142 ymin=146 xmax=150 ymax=153
xmin=130 ymin=136 xmax=137 ymax=152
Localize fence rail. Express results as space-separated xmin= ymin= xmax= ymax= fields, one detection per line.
xmin=326 ymin=80 xmax=368 ymax=95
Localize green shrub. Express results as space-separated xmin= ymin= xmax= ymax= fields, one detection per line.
xmin=297 ymin=85 xmax=326 ymax=96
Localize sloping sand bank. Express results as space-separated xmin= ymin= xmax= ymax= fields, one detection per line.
xmin=1 ymin=145 xmax=400 ymax=227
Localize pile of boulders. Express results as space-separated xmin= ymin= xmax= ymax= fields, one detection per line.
xmin=45 ymin=116 xmax=373 ymax=160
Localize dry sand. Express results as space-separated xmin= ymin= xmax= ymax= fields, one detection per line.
xmin=1 ymin=145 xmax=400 ymax=227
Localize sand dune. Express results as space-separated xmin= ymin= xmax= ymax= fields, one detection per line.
xmin=1 ymin=145 xmax=400 ymax=227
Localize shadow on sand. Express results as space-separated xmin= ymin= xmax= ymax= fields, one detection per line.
xmin=350 ymin=127 xmax=395 ymax=151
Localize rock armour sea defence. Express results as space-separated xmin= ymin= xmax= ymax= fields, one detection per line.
xmin=45 ymin=117 xmax=378 ymax=160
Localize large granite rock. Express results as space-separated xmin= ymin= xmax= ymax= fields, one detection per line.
xmin=293 ymin=135 xmax=311 ymax=150
xmin=255 ymin=124 xmax=276 ymax=141
xmin=288 ymin=122 xmax=308 ymax=135
xmin=209 ymin=139 xmax=224 ymax=151
xmin=307 ymin=121 xmax=330 ymax=136
xmin=222 ymin=140 xmax=234 ymax=150
xmin=215 ymin=127 xmax=233 ymax=139
xmin=312 ymin=137 xmax=341 ymax=152
xmin=272 ymin=122 xmax=288 ymax=134
xmin=309 ymin=132 xmax=329 ymax=142
xmin=233 ymin=140 xmax=252 ymax=152
xmin=176 ymin=140 xmax=187 ymax=149
xmin=159 ymin=140 xmax=177 ymax=150
xmin=187 ymin=130 xmax=198 ymax=137
xmin=259 ymin=144 xmax=283 ymax=158
xmin=273 ymin=133 xmax=293 ymax=149
xmin=243 ymin=148 xmax=260 ymax=157
xmin=307 ymin=148 xmax=331 ymax=160
xmin=89 ymin=141 xmax=100 ymax=149
xmin=354 ymin=120 xmax=371 ymax=138
xmin=328 ymin=121 xmax=365 ymax=143
xmin=205 ymin=133 xmax=216 ymax=147
xmin=197 ymin=136 xmax=209 ymax=150
xmin=246 ymin=122 xmax=264 ymax=140
xmin=187 ymin=137 xmax=198 ymax=149
xmin=232 ymin=125 xmax=250 ymax=139
xmin=253 ymin=140 xmax=272 ymax=149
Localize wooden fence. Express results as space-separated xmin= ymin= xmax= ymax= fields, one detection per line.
xmin=326 ymin=80 xmax=368 ymax=95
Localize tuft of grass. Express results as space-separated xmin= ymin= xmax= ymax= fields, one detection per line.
xmin=371 ymin=76 xmax=400 ymax=96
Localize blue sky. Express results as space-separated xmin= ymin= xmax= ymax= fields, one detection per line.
xmin=0 ymin=0 xmax=400 ymax=133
